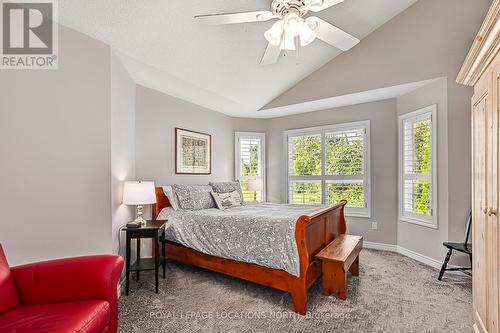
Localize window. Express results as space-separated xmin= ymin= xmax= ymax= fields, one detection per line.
xmin=399 ymin=105 xmax=437 ymax=228
xmin=235 ymin=132 xmax=265 ymax=202
xmin=285 ymin=121 xmax=370 ymax=217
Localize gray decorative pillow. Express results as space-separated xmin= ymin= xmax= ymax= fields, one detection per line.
xmin=211 ymin=191 xmax=242 ymax=210
xmin=209 ymin=181 xmax=244 ymax=204
xmin=172 ymin=184 xmax=215 ymax=210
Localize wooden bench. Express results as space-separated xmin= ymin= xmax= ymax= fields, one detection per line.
xmin=315 ymin=234 xmax=363 ymax=300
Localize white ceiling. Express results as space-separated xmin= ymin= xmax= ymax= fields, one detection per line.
xmin=59 ymin=0 xmax=418 ymax=118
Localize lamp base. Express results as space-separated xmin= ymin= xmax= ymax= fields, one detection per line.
xmin=134 ymin=205 xmax=147 ymax=226
xmin=133 ymin=215 xmax=147 ymax=227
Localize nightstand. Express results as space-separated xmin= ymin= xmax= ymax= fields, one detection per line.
xmin=123 ymin=220 xmax=167 ymax=295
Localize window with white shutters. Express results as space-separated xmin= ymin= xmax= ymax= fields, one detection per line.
xmin=235 ymin=132 xmax=265 ymax=202
xmin=285 ymin=121 xmax=371 ymax=217
xmin=399 ymin=105 xmax=437 ymax=228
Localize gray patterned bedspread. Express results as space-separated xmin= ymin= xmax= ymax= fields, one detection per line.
xmin=157 ymin=203 xmax=324 ymax=277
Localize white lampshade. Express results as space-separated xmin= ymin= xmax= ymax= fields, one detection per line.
xmin=264 ymin=20 xmax=284 ymax=46
xmin=300 ymin=19 xmax=318 ymax=47
xmin=123 ymin=181 xmax=156 ymax=205
xmin=247 ymin=179 xmax=263 ymax=192
xmin=283 ymin=12 xmax=302 ymax=37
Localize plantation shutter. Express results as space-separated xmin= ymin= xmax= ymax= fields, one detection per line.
xmin=287 ymin=133 xmax=323 ymax=204
xmin=239 ymin=137 xmax=261 ymax=178
xmin=324 ymin=128 xmax=367 ymax=209
xmin=401 ymin=112 xmax=433 ymax=221
xmin=235 ymin=133 xmax=265 ymax=202
xmin=286 ymin=122 xmax=370 ymax=216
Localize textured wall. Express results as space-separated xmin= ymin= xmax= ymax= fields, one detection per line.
xmin=135 ymin=85 xmax=235 ymax=186
xmin=111 ymin=53 xmax=136 ymax=257
xmin=396 ymin=78 xmax=452 ymax=262
xmin=266 ymin=100 xmax=398 ymax=245
xmin=0 ymin=25 xmax=112 ymax=265
xmin=262 ymin=0 xmax=490 ymax=260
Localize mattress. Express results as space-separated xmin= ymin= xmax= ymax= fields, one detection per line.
xmin=157 ymin=203 xmax=324 ymax=276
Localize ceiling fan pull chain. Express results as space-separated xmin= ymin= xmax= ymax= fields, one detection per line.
xmin=295 ymin=36 xmax=301 ymax=64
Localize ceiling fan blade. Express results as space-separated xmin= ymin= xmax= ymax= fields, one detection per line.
xmin=307 ymin=0 xmax=345 ymax=12
xmin=195 ymin=10 xmax=275 ymax=25
xmin=307 ymin=16 xmax=359 ymax=51
xmin=260 ymin=43 xmax=281 ymax=65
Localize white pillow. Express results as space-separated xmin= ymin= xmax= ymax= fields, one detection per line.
xmin=162 ymin=186 xmax=179 ymax=210
xmin=211 ymin=190 xmax=242 ymax=210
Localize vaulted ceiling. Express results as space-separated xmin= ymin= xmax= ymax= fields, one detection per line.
xmin=59 ymin=0 xmax=418 ymax=117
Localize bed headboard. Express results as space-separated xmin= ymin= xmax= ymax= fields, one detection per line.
xmin=153 ymin=187 xmax=171 ymax=220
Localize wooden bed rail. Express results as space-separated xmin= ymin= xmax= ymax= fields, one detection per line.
xmin=291 ymin=200 xmax=347 ymax=313
xmin=153 ymin=186 xmax=348 ymax=315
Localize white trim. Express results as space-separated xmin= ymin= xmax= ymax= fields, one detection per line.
xmin=456 ymin=0 xmax=500 ymax=86
xmin=363 ymin=241 xmax=461 ymax=270
xmin=363 ymin=241 xmax=398 ymax=252
xmin=283 ymin=120 xmax=371 ymax=217
xmin=235 ymin=132 xmax=266 ymax=202
xmin=396 ymin=245 xmax=445 ymax=270
xmin=398 ymin=105 xmax=438 ymax=229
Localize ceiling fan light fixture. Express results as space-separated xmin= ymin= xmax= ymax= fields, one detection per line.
xmin=280 ymin=32 xmax=296 ymax=50
xmin=264 ymin=20 xmax=284 ymax=46
xmin=283 ymin=12 xmax=303 ymax=37
xmin=300 ymin=18 xmax=319 ymax=46
xmin=299 ymin=27 xmax=317 ymax=46
xmin=195 ymin=0 xmax=356 ymax=65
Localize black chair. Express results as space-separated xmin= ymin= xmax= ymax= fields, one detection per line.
xmin=438 ymin=210 xmax=472 ymax=280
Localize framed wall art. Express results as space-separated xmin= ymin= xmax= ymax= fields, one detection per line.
xmin=175 ymin=128 xmax=211 ymax=174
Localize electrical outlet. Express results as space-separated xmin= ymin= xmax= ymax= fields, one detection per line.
xmin=371 ymin=221 xmax=378 ymax=230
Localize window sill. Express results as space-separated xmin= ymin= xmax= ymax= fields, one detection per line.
xmin=399 ymin=216 xmax=438 ymax=229
xmin=345 ymin=212 xmax=371 ymax=219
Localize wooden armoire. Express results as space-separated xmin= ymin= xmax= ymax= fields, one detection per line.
xmin=457 ymin=1 xmax=500 ymax=332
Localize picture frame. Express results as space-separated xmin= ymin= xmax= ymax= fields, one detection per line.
xmin=175 ymin=128 xmax=211 ymax=174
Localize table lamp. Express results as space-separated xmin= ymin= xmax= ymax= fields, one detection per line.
xmin=246 ymin=179 xmax=263 ymax=202
xmin=123 ymin=181 xmax=156 ymax=226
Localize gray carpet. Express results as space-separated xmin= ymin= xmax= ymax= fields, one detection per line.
xmin=118 ymin=249 xmax=472 ymax=333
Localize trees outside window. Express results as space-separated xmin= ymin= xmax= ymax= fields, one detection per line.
xmin=286 ymin=121 xmax=370 ymax=217
xmin=235 ymin=133 xmax=265 ymax=202
xmin=399 ymin=105 xmax=437 ymax=228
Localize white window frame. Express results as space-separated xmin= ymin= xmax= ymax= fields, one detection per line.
xmin=235 ymin=132 xmax=266 ymax=202
xmin=398 ymin=105 xmax=438 ymax=229
xmin=283 ymin=120 xmax=371 ymax=218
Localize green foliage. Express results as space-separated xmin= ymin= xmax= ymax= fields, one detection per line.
xmin=327 ymin=183 xmax=364 ymax=208
xmin=290 ymin=136 xmax=322 ymax=176
xmin=289 ymin=132 xmax=365 ymax=206
xmin=411 ymin=120 xmax=432 ymax=215
xmin=241 ymin=144 xmax=259 ymax=177
xmin=290 ymin=182 xmax=322 ymax=204
xmin=240 ymin=144 xmax=260 ymax=201
xmin=325 ymin=132 xmax=364 ymax=175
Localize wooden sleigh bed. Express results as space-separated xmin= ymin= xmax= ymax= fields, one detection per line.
xmin=153 ymin=187 xmax=347 ymax=315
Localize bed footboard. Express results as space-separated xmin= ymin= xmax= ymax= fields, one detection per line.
xmin=291 ymin=200 xmax=347 ymax=314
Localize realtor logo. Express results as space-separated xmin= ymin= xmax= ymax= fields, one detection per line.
xmin=1 ymin=0 xmax=58 ymax=69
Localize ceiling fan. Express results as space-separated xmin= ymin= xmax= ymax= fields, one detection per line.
xmin=195 ymin=0 xmax=360 ymax=65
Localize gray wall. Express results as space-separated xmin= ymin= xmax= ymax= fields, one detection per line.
xmin=111 ymin=53 xmax=136 ymax=256
xmin=266 ymin=100 xmax=398 ymax=245
xmin=135 ymin=85 xmax=236 ymax=185
xmin=0 ymin=25 xmax=113 ymax=265
xmin=263 ymin=0 xmax=490 ymax=254
xmin=395 ymin=78 xmax=466 ymax=263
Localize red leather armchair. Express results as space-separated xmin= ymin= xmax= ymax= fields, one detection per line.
xmin=0 ymin=244 xmax=124 ymax=333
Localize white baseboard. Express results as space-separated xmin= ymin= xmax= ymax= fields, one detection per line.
xmin=363 ymin=241 xmax=459 ymax=270
xmin=364 ymin=241 xmax=398 ymax=252
xmin=396 ymin=245 xmax=444 ymax=270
